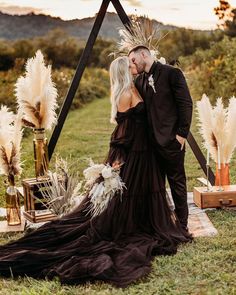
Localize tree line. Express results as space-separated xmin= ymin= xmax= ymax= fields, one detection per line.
xmin=0 ymin=27 xmax=225 ymax=71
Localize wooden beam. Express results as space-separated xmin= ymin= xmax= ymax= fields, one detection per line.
xmin=48 ymin=0 xmax=110 ymax=160
xmin=111 ymin=0 xmax=131 ymax=25
xmin=187 ymin=132 xmax=215 ymax=185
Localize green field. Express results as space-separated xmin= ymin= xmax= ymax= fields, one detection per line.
xmin=0 ymin=98 xmax=235 ymax=294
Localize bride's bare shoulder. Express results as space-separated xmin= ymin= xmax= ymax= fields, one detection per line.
xmin=117 ymin=90 xmax=132 ymax=112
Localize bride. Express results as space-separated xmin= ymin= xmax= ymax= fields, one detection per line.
xmin=0 ymin=56 xmax=192 ymax=288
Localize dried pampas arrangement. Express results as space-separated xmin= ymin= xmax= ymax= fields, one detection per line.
xmin=0 ymin=106 xmax=23 ymax=179
xmin=37 ymin=156 xmax=83 ymax=216
xmin=114 ymin=15 xmax=167 ymax=63
xmin=15 ymin=50 xmax=58 ymax=130
xmin=196 ymin=94 xmax=236 ymax=164
xmin=118 ymin=16 xmax=160 ymax=54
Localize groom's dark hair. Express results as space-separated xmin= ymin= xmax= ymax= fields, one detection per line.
xmin=128 ymin=45 xmax=150 ymax=56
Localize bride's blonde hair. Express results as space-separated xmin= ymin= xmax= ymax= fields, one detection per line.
xmin=109 ymin=56 xmax=133 ymax=123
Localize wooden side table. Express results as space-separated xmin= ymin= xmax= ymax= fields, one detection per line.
xmin=193 ymin=185 xmax=236 ymax=209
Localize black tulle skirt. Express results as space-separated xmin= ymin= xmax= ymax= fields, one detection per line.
xmin=0 ymin=103 xmax=192 ymax=287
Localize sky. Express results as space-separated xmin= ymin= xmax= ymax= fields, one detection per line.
xmin=0 ymin=0 xmax=236 ymax=30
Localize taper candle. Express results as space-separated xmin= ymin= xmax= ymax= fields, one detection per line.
xmin=217 ymin=145 xmax=221 ymax=169
xmin=207 ymin=147 xmax=210 ymax=165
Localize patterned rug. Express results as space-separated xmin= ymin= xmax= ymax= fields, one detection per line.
xmin=0 ymin=193 xmax=218 ymax=237
xmin=187 ymin=193 xmax=218 ymax=237
xmin=167 ymin=191 xmax=218 ymax=237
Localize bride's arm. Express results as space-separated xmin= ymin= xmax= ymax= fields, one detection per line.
xmin=105 ymin=91 xmax=134 ymax=167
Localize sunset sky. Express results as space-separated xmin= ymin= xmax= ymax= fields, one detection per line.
xmin=0 ymin=0 xmax=236 ymax=30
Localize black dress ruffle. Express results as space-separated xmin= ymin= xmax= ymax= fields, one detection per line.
xmin=0 ymin=102 xmax=192 ymax=287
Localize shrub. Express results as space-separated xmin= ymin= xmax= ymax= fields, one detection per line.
xmin=52 ymin=67 xmax=109 ymax=110
xmin=180 ymin=36 xmax=236 ymax=103
xmin=0 ymin=65 xmax=109 ymax=113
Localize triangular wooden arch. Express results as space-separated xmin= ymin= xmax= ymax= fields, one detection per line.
xmin=48 ymin=0 xmax=215 ymax=185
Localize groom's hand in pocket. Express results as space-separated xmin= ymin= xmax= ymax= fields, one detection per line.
xmin=176 ymin=134 xmax=186 ymax=150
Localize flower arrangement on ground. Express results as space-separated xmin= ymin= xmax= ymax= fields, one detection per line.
xmin=0 ymin=106 xmax=23 ymax=224
xmin=15 ymin=50 xmax=58 ymax=177
xmin=196 ymin=94 xmax=236 ymax=185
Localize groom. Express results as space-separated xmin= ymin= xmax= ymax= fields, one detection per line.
xmin=129 ymin=46 xmax=193 ymax=231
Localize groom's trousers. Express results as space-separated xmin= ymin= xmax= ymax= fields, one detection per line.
xmin=155 ymin=139 xmax=188 ymax=228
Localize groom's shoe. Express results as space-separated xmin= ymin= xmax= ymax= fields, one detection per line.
xmin=181 ymin=225 xmax=193 ymax=239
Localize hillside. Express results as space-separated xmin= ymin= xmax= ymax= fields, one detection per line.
xmin=0 ymin=11 xmax=176 ymax=40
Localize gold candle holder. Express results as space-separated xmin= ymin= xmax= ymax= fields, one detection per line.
xmin=6 ymin=175 xmax=21 ymax=225
xmin=33 ymin=128 xmax=49 ymax=179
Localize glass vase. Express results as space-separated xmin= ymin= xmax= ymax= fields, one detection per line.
xmin=33 ymin=128 xmax=49 ymax=178
xmin=6 ymin=176 xmax=21 ymax=225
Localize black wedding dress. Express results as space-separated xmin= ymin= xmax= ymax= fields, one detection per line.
xmin=0 ymin=101 xmax=192 ymax=287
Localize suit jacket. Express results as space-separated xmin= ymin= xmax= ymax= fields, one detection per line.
xmin=135 ymin=61 xmax=193 ymax=147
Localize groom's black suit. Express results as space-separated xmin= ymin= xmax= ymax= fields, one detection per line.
xmin=135 ymin=61 xmax=193 ymax=228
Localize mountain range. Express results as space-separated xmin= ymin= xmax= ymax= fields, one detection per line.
xmin=0 ymin=11 xmax=177 ymax=40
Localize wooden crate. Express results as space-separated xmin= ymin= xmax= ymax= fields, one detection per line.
xmin=23 ymin=210 xmax=57 ymax=223
xmin=22 ymin=177 xmax=50 ymax=211
xmin=19 ymin=178 xmax=57 ymax=223
xmin=193 ymin=185 xmax=236 ymax=209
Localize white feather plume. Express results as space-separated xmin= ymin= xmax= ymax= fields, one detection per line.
xmin=224 ymin=96 xmax=236 ymax=163
xmin=15 ymin=50 xmax=58 ymax=130
xmin=212 ymin=97 xmax=227 ymax=163
xmin=196 ymin=94 xmax=217 ymax=161
xmin=0 ymin=106 xmax=23 ymax=176
xmin=197 ymin=94 xmax=236 ymax=164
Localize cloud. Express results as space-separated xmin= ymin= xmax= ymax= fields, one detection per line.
xmin=124 ymin=0 xmax=142 ymax=7
xmin=168 ymin=7 xmax=180 ymax=11
xmin=81 ymin=0 xmax=142 ymax=4
xmin=0 ymin=3 xmax=43 ymax=15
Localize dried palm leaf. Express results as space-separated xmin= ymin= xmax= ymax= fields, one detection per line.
xmin=22 ymin=118 xmax=36 ymax=128
xmin=211 ymin=132 xmax=218 ymax=150
xmin=0 ymin=106 xmax=23 ymax=176
xmin=0 ymin=146 xmax=10 ymax=175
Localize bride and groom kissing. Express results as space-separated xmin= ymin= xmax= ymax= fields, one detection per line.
xmin=0 ymin=36 xmax=193 ymax=287
xmin=126 ymin=45 xmax=193 ymax=231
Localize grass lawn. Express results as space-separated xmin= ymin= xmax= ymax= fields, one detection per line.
xmin=0 ymin=97 xmax=235 ymax=294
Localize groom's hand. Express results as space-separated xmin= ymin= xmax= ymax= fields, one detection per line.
xmin=176 ymin=134 xmax=186 ymax=150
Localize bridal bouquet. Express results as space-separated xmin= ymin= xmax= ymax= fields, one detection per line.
xmin=83 ymin=160 xmax=126 ymax=217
